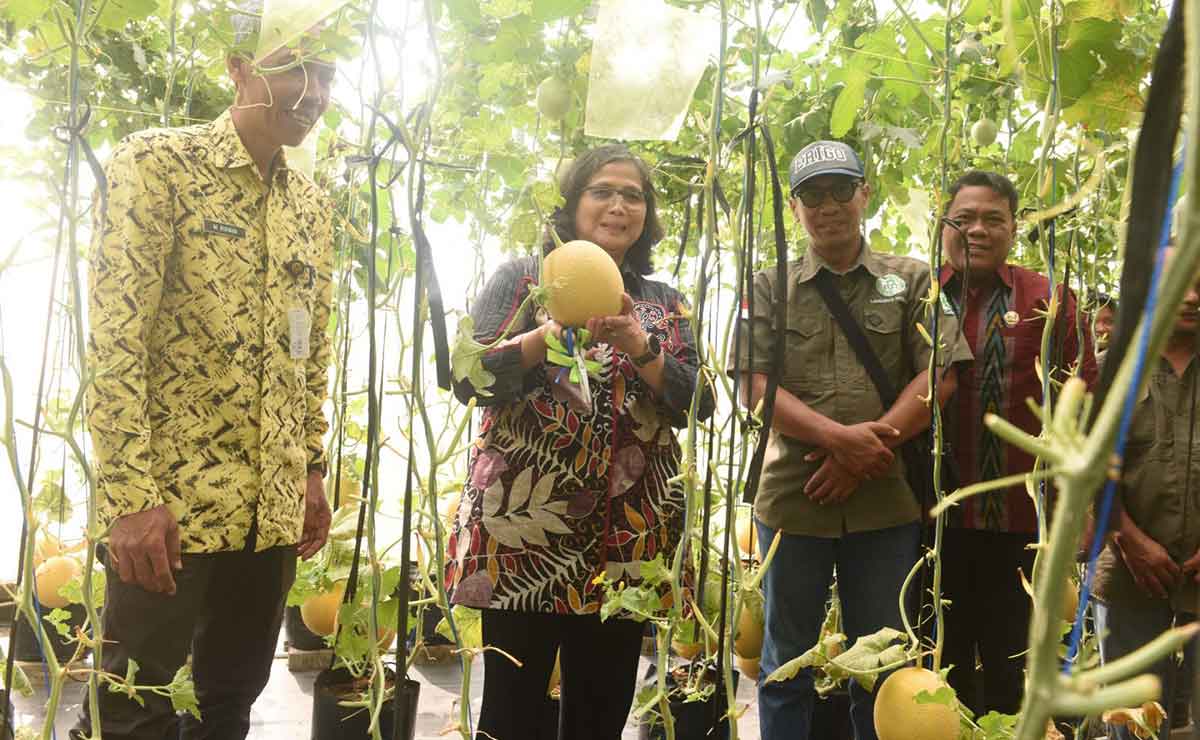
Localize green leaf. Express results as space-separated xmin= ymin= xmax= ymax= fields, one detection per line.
xmin=43 ymin=608 xmax=72 ymax=638
xmin=1064 ymin=0 xmax=1133 ymax=22
xmin=33 ymin=470 xmax=72 ymax=523
xmin=807 ymin=0 xmax=829 ymax=32
xmin=96 ymin=0 xmax=158 ymax=30
xmin=169 ymin=663 xmax=201 ymax=719
xmin=443 ymin=0 xmax=483 ymax=25
xmin=531 ymin=0 xmax=590 ymax=22
xmin=830 ymin=66 xmax=870 ymax=138
xmin=2 ymin=0 xmax=47 ymax=27
xmin=977 ymin=710 xmax=1019 ymax=734
xmin=436 ymin=605 xmax=482 ymax=649
xmin=961 ymin=0 xmax=992 ymax=23
xmin=826 ymin=626 xmax=910 ymax=691
xmin=1056 ymin=44 xmax=1101 ymax=102
xmin=914 ymin=685 xmax=958 ymax=707
xmin=765 ymin=643 xmax=826 ymax=683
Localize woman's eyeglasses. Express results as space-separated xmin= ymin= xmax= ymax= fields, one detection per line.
xmin=792 ymin=179 xmax=861 ymax=209
xmin=583 ymin=185 xmax=647 ymax=207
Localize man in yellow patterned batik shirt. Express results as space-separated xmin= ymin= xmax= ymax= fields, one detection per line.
xmin=72 ymin=6 xmax=335 ymax=739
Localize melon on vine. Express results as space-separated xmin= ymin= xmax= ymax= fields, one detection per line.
xmin=35 ymin=555 xmax=81 ymax=609
xmin=873 ymin=667 xmax=960 ymax=740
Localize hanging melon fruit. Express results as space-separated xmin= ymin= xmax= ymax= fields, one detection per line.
xmin=301 ymin=581 xmax=346 ymax=637
xmin=35 ymin=555 xmax=81 ymax=609
xmin=541 ymin=240 xmax=623 ymax=327
xmin=873 ymin=667 xmax=960 ymax=740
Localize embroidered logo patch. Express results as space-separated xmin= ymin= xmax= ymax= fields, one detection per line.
xmin=876 ymin=274 xmax=906 ymax=297
xmin=1003 ymin=310 xmax=1021 ymax=327
xmin=203 ymin=219 xmax=246 ymax=238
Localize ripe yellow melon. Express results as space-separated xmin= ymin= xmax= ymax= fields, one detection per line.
xmin=734 ymin=604 xmax=764 ymax=659
xmin=35 ymin=555 xmax=80 ymax=609
xmin=301 ymin=581 xmax=346 ymax=637
xmin=736 ymin=518 xmax=758 ymax=559
xmin=874 ymin=667 xmax=960 ymax=740
xmin=672 ymin=639 xmax=702 ymax=661
xmin=541 ymin=240 xmax=624 ymax=327
xmin=735 ymin=654 xmax=760 ymax=679
xmin=33 ymin=533 xmax=64 ymax=568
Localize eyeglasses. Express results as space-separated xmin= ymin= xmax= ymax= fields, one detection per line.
xmin=792 ymin=179 xmax=861 ymax=209
xmin=583 ymin=185 xmax=647 ymax=207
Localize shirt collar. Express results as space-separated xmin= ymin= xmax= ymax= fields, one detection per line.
xmin=206 ymin=109 xmax=293 ymax=182
xmin=796 ymin=237 xmax=880 ymax=283
xmin=207 ymin=109 xmax=255 ymax=171
xmin=939 ymin=262 xmax=1015 ymax=290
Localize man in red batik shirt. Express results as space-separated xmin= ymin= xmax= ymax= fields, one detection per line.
xmin=937 ymin=170 xmax=1098 ymax=715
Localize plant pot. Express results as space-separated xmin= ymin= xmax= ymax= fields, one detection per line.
xmin=406 ymin=604 xmax=453 ymax=649
xmin=310 ymin=666 xmax=419 ymax=740
xmin=285 ymin=605 xmax=329 ymax=652
xmin=811 ymin=688 xmax=852 ymax=740
xmin=11 ymin=603 xmax=89 ymax=663
xmin=637 ymin=664 xmax=739 ymax=740
xmin=406 ymin=603 xmax=456 ymax=664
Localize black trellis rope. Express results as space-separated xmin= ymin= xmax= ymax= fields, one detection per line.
xmin=671 ymin=187 xmax=694 ymax=281
xmin=741 ymin=116 xmax=789 ymax=505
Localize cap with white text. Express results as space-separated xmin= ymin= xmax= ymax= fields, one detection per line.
xmin=788 ymin=140 xmax=865 ymax=194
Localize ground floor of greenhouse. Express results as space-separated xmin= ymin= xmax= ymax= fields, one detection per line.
xmin=3 ymin=627 xmax=763 ymax=739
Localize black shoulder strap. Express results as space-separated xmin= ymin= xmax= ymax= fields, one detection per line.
xmin=812 ymin=268 xmax=898 ymax=409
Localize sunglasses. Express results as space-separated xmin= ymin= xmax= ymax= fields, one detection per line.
xmin=792 ymin=179 xmax=862 ymax=209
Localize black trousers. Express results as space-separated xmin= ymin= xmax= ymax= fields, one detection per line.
xmin=72 ymin=530 xmax=296 ymax=740
xmin=940 ymin=527 xmax=1036 ymax=716
xmin=477 ymin=608 xmax=645 ymax=740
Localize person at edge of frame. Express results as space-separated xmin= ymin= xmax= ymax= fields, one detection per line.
xmin=445 ymin=143 xmax=715 ymax=740
xmin=1092 ymin=245 xmax=1199 ymax=738
xmin=936 ymin=170 xmax=1098 ymax=717
xmin=70 ymin=5 xmax=336 ymax=739
xmin=730 ymin=139 xmax=973 ymax=740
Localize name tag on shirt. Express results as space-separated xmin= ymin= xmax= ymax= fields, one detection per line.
xmin=288 ymin=308 xmax=311 ymax=359
xmin=203 ymin=219 xmax=246 ymax=238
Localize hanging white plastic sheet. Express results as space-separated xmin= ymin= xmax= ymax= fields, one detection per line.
xmin=585 ymin=0 xmax=718 ymax=141
xmin=256 ymin=0 xmax=350 ymax=62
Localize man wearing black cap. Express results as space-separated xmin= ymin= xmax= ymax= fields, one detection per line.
xmin=731 ymin=140 xmax=972 ymax=739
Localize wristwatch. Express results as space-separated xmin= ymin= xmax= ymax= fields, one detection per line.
xmin=632 ymin=334 xmax=662 ymax=368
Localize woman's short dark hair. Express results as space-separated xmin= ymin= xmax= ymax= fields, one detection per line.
xmin=946 ymin=170 xmax=1020 ymax=217
xmin=542 ymin=144 xmax=665 ymax=275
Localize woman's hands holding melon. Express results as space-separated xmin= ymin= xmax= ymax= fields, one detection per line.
xmin=586 ymin=293 xmax=647 ymax=358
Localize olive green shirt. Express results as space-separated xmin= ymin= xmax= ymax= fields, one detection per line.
xmin=730 ymin=243 xmax=973 ymax=537
xmin=1094 ymin=356 xmax=1200 ymax=613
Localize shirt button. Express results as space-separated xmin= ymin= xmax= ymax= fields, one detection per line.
xmin=867 ymin=314 xmax=882 ymax=327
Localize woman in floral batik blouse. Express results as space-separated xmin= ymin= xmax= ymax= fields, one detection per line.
xmin=448 ymin=144 xmax=713 ymax=739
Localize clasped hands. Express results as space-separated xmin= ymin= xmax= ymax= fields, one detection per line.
xmin=803 ymin=421 xmax=900 ymax=505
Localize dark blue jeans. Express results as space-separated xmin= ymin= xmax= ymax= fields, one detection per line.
xmin=755 ymin=519 xmax=921 ymax=740
xmin=1095 ymin=599 xmax=1195 ymax=739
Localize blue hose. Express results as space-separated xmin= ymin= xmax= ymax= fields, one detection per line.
xmin=1063 ymin=149 xmax=1185 ymax=671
